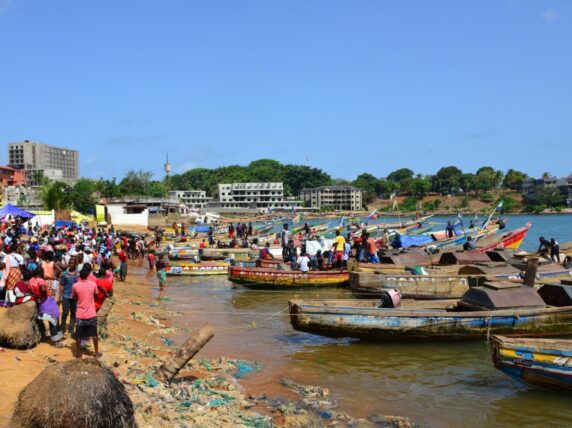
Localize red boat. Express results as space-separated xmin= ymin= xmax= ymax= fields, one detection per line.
xmin=477 ymin=222 xmax=532 ymax=252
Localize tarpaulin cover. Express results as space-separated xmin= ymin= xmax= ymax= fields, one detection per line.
xmin=0 ymin=204 xmax=36 ymax=219
xmin=56 ymin=220 xmax=77 ymax=228
xmin=394 ymin=235 xmax=434 ymax=249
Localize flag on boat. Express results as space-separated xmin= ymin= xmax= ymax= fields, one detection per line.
xmin=456 ymin=212 xmax=463 ymax=225
xmin=497 ymin=200 xmax=504 ymax=211
xmin=392 ymin=200 xmax=398 ymax=210
xmin=339 ymin=216 xmax=347 ymax=226
xmin=293 ymin=213 xmax=301 ymax=224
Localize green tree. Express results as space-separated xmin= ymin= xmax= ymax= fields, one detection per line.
xmin=503 ymin=169 xmax=528 ymax=191
xmin=533 ymin=186 xmax=565 ymax=207
xmin=387 ymin=168 xmax=414 ymax=183
xmin=460 ymin=173 xmax=475 ymax=193
xmin=119 ymin=170 xmax=153 ymax=196
xmin=96 ymin=178 xmax=120 ymax=199
xmin=434 ymin=166 xmax=463 ymax=194
xmin=41 ymin=181 xmax=72 ymax=211
xmin=409 ymin=176 xmax=431 ymax=199
xmin=72 ymin=178 xmax=98 ymax=213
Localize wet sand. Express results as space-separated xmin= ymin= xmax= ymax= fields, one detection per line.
xmin=1 ymin=259 xmax=409 ymax=427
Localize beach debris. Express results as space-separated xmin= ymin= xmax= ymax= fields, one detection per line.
xmin=154 ymin=323 xmax=214 ymax=385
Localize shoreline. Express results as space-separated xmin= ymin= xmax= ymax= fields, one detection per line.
xmin=2 ymin=260 xmax=416 ymax=427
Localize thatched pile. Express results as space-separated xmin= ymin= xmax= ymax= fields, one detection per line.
xmin=0 ymin=301 xmax=41 ymax=349
xmin=9 ymin=358 xmax=137 ymax=428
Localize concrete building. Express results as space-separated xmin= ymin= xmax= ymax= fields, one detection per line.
xmin=0 ymin=166 xmax=26 ymax=186
xmin=8 ymin=140 xmax=79 ymax=184
xmin=523 ymin=175 xmax=572 ymax=207
xmin=3 ymin=185 xmax=41 ymax=207
xmin=300 ymin=185 xmax=363 ymax=211
xmin=168 ymin=190 xmax=212 ymax=210
xmin=207 ymin=182 xmax=302 ymax=214
xmin=105 ymin=197 xmax=195 ymax=227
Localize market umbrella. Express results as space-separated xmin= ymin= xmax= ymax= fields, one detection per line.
xmin=0 ymin=204 xmax=36 ymax=219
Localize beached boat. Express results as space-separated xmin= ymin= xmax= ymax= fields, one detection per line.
xmin=491 ymin=335 xmax=572 ymax=392
xmin=349 ymin=270 xmax=471 ymax=299
xmin=165 ymin=262 xmax=229 ymax=276
xmin=289 ymin=283 xmax=572 ymax=341
xmin=167 ymin=248 xmax=199 ymax=260
xmin=476 ymin=222 xmax=532 ymax=252
xmin=228 ymin=266 xmax=349 ymax=288
xmin=201 ymin=248 xmax=257 ymax=260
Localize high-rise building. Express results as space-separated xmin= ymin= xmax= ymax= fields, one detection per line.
xmin=8 ymin=140 xmax=79 ymax=184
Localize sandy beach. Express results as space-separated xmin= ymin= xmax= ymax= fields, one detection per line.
xmin=1 ymin=258 xmax=414 ymax=428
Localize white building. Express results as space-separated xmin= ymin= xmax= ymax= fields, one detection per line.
xmin=300 ymin=185 xmax=363 ymax=211
xmin=3 ymin=185 xmax=41 ymax=207
xmin=208 ymin=182 xmax=302 ymax=213
xmin=168 ymin=190 xmax=212 ymax=210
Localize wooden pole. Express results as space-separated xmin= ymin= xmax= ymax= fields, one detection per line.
xmin=523 ymin=257 xmax=539 ymax=287
xmin=154 ymin=323 xmax=214 ymax=385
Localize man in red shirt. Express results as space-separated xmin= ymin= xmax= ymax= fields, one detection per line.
xmin=93 ymin=267 xmax=113 ymax=312
xmin=118 ymin=245 xmax=128 ymax=281
xmin=72 ymin=266 xmax=99 ymax=359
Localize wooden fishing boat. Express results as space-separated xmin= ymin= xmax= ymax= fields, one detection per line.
xmin=230 ymin=258 xmax=283 ymax=269
xmin=491 ymin=335 xmax=572 ymax=392
xmin=165 ymin=262 xmax=229 ymax=276
xmin=349 ymin=270 xmax=471 ymax=299
xmin=201 ymin=248 xmax=256 ymax=260
xmin=228 ymin=266 xmax=349 ymax=288
xmin=289 ymin=283 xmax=572 ymax=341
xmin=167 ymin=248 xmax=199 ymax=260
xmin=476 ymin=222 xmax=531 ymax=252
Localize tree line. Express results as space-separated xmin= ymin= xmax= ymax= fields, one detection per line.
xmin=39 ymin=160 xmax=565 ymax=213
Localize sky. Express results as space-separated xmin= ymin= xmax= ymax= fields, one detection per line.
xmin=0 ymin=0 xmax=570 ymax=181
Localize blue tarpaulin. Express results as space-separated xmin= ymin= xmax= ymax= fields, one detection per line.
xmin=394 ymin=235 xmax=434 ymax=249
xmin=0 ymin=204 xmax=35 ymax=219
xmin=55 ymin=220 xmax=77 ymax=228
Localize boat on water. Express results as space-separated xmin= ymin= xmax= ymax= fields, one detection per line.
xmin=289 ymin=282 xmax=572 ymax=341
xmin=476 ymin=222 xmax=532 ymax=252
xmin=491 ymin=335 xmax=572 ymax=392
xmin=228 ymin=266 xmax=349 ymax=288
xmin=166 ymin=248 xmax=199 ymax=260
xmin=349 ymin=270 xmax=471 ymax=299
xmin=165 ymin=262 xmax=229 ymax=276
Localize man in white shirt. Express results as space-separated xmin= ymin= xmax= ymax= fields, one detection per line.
xmin=297 ymin=251 xmax=310 ymax=273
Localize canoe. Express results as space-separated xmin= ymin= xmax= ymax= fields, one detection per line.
xmin=228 ymin=266 xmax=349 ymax=288
xmin=289 ymin=283 xmax=572 ymax=341
xmin=477 ymin=222 xmax=532 ymax=252
xmin=491 ymin=335 xmax=572 ymax=392
xmin=165 ymin=262 xmax=229 ymax=276
xmin=167 ymin=249 xmax=199 ymax=260
xmin=349 ymin=270 xmax=470 ymax=299
xmin=201 ymin=248 xmax=257 ymax=260
xmin=230 ymin=259 xmax=283 ymax=269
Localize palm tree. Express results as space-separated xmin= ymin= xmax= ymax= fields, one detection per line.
xmin=41 ymin=181 xmax=72 ymax=211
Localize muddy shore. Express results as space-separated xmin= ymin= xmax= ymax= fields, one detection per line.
xmin=1 ymin=260 xmax=415 ymax=428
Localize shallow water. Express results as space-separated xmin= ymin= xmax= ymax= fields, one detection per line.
xmin=159 ymin=215 xmax=572 ymax=427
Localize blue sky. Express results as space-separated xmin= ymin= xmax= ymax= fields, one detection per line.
xmin=0 ymin=0 xmax=570 ymax=181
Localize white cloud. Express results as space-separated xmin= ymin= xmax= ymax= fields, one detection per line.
xmin=541 ymin=8 xmax=559 ymax=22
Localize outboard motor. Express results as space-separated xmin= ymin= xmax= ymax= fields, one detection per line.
xmin=377 ymin=289 xmax=402 ymax=308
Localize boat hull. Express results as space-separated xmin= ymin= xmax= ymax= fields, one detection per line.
xmin=228 ymin=266 xmax=349 ymax=289
xmin=349 ymin=271 xmax=470 ymax=299
xmin=289 ymin=300 xmax=572 ymax=341
xmin=491 ymin=335 xmax=572 ymax=391
xmin=165 ymin=263 xmax=229 ymax=276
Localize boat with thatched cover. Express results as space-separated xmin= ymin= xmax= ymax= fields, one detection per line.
xmin=0 ymin=302 xmax=41 ymax=349
xmin=228 ymin=266 xmax=349 ymax=288
xmin=490 ymin=335 xmax=572 ymax=392
xmin=289 ymin=282 xmax=572 ymax=341
xmin=10 ymin=357 xmax=136 ymax=428
xmin=166 ymin=262 xmax=229 ymax=276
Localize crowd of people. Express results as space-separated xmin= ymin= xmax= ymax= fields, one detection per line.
xmin=0 ymin=216 xmax=158 ymax=358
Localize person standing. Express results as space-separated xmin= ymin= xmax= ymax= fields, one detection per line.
xmin=59 ymin=258 xmax=79 ymax=335
xmin=156 ymin=254 xmax=167 ymax=291
xmin=331 ymin=230 xmax=346 ymax=270
xmin=118 ymin=245 xmax=128 ymax=281
xmin=367 ymin=233 xmax=380 ymax=263
xmin=550 ymin=238 xmax=561 ymax=263
xmin=72 ymin=266 xmax=100 ymax=359
xmin=93 ymin=267 xmax=113 ymax=312
xmin=281 ymin=224 xmax=290 ymax=260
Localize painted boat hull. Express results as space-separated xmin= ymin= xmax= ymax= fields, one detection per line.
xmin=491 ymin=335 xmax=572 ymax=391
xmin=167 ymin=249 xmax=199 ymax=259
xmin=165 ymin=262 xmax=229 ymax=276
xmin=477 ymin=223 xmax=531 ymax=252
xmin=288 ymin=299 xmax=572 ymax=341
xmin=228 ymin=266 xmax=349 ymax=289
